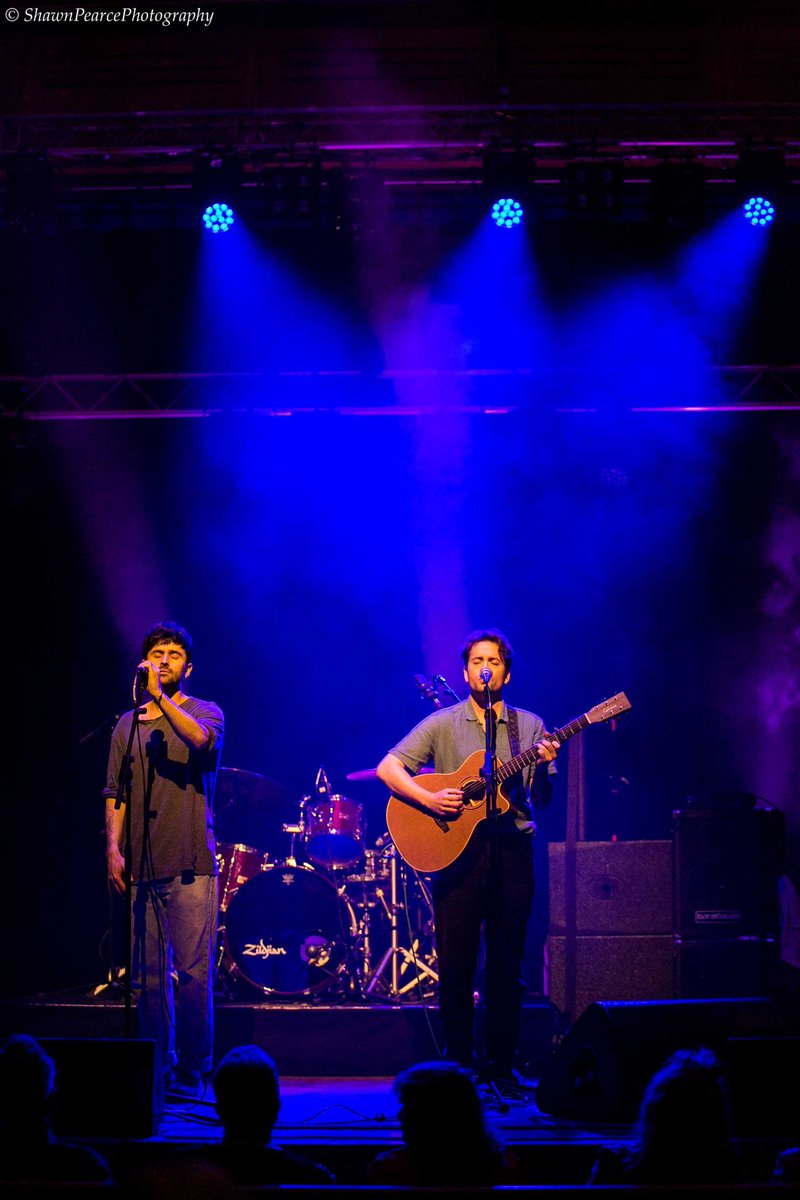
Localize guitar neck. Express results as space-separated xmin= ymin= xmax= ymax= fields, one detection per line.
xmin=496 ymin=713 xmax=589 ymax=784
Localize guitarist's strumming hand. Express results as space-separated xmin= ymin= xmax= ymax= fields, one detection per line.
xmin=422 ymin=787 xmax=465 ymax=818
xmin=376 ymin=753 xmax=464 ymax=818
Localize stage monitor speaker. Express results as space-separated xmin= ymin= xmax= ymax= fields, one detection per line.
xmin=39 ymin=1037 xmax=157 ymax=1138
xmin=536 ymin=996 xmax=782 ymax=1123
xmin=548 ymin=840 xmax=672 ymax=935
xmin=546 ymin=934 xmax=673 ymax=1020
xmin=673 ymin=808 xmax=783 ymax=938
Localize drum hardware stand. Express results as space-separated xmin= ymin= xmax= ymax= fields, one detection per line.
xmin=281 ymin=810 xmax=306 ymax=866
xmin=364 ymin=843 xmax=439 ymax=999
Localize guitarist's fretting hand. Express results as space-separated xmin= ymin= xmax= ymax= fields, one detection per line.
xmin=536 ymin=736 xmax=560 ymax=765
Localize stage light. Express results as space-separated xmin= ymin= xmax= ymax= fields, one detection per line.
xmin=742 ymin=196 xmax=775 ymax=227
xmin=202 ymin=202 xmax=235 ymax=233
xmin=490 ymin=198 xmax=523 ymax=228
xmin=735 ymin=147 xmax=785 ymax=225
xmin=193 ymin=150 xmax=243 ymax=230
xmin=482 ymin=142 xmax=534 ymax=226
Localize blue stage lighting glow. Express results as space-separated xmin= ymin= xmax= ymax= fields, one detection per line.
xmin=742 ymin=196 xmax=775 ymax=227
xmin=202 ymin=202 xmax=235 ymax=233
xmin=490 ymin=198 xmax=523 ymax=228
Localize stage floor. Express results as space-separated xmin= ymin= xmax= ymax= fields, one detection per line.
xmin=0 ymin=985 xmax=793 ymax=1186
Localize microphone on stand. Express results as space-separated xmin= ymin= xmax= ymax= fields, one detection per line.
xmin=414 ymin=674 xmax=442 ymax=709
xmin=479 ymin=667 xmax=492 ymax=685
xmin=315 ymin=765 xmax=333 ymax=796
xmin=134 ymin=665 xmax=150 ymax=694
xmin=433 ymin=674 xmax=461 ymax=703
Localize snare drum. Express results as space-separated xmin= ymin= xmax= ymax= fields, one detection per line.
xmin=303 ymin=795 xmax=364 ymax=870
xmin=216 ymin=842 xmax=268 ymax=912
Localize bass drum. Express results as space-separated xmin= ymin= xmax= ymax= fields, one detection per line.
xmin=223 ymin=862 xmax=355 ymax=998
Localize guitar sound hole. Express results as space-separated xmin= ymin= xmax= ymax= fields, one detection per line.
xmin=460 ymin=778 xmax=486 ymax=807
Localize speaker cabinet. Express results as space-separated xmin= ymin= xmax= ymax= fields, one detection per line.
xmin=548 ymin=840 xmax=672 ymax=935
xmin=536 ymin=997 xmax=784 ymax=1123
xmin=674 ymin=936 xmax=778 ymax=998
xmin=547 ymin=934 xmax=673 ymax=1019
xmin=38 ymin=1037 xmax=158 ymax=1137
xmin=673 ymin=808 xmax=783 ymax=938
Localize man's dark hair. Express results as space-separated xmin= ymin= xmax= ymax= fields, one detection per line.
xmin=460 ymin=628 xmax=514 ymax=671
xmin=142 ymin=621 xmax=193 ymax=662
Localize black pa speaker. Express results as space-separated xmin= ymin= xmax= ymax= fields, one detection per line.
xmin=673 ymin=808 xmax=783 ymax=938
xmin=536 ymin=996 xmax=782 ymax=1123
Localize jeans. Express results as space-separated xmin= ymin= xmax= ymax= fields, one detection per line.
xmin=131 ymin=873 xmax=217 ymax=1079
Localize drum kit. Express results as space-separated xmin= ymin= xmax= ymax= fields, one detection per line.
xmin=213 ymin=765 xmax=438 ymax=1004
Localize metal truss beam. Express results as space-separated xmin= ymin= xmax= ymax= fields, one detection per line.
xmin=3 ymin=366 xmax=800 ymax=420
xmin=2 ymin=104 xmax=800 ymax=166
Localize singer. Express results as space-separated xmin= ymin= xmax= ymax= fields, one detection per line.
xmin=376 ymin=628 xmax=558 ymax=1089
xmin=103 ymin=621 xmax=224 ymax=1101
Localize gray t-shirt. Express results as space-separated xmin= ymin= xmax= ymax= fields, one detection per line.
xmin=104 ymin=696 xmax=224 ymax=880
xmin=389 ymin=698 xmax=552 ymax=832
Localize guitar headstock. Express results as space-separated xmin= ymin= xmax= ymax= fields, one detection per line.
xmin=585 ymin=692 xmax=631 ymax=724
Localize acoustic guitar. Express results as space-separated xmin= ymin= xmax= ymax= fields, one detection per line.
xmin=386 ymin=692 xmax=631 ymax=873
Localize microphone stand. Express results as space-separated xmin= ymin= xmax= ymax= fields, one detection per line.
xmin=114 ymin=675 xmax=148 ymax=1037
xmin=481 ymin=677 xmax=506 ymax=1106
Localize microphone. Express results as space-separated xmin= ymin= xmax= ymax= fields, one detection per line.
xmin=479 ymin=667 xmax=492 ymax=685
xmin=315 ymin=765 xmax=332 ymax=796
xmin=135 ymin=665 xmax=150 ymax=690
xmin=414 ymin=674 xmax=442 ymax=708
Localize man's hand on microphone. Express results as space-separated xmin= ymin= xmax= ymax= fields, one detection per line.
xmin=137 ymin=659 xmax=164 ymax=702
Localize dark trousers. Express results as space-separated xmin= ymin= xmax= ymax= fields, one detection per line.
xmin=432 ymin=827 xmax=535 ymax=1076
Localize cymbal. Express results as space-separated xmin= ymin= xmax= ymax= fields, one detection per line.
xmin=216 ymin=767 xmax=292 ymax=811
xmin=346 ymin=765 xmax=433 ymax=782
xmin=214 ymin=767 xmax=295 ymax=851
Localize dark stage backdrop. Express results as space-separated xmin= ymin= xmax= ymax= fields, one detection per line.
xmin=3 ymin=217 xmax=800 ymax=998
xmin=4 ymin=408 xmax=799 ymax=997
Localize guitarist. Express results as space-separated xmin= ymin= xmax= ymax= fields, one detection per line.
xmin=376 ymin=628 xmax=559 ymax=1087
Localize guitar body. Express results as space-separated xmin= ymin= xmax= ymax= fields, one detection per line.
xmin=385 ymin=691 xmax=631 ymax=875
xmin=386 ymin=750 xmax=512 ymax=874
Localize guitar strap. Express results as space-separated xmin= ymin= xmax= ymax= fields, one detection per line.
xmin=506 ymin=705 xmax=521 ymax=759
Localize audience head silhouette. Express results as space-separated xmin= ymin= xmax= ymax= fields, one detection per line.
xmin=213 ymin=1044 xmax=280 ymax=1143
xmin=0 ymin=1033 xmax=111 ymax=1183
xmin=589 ymin=1045 xmax=741 ymax=1185
xmin=366 ymin=1059 xmax=508 ymax=1186
xmin=0 ymin=1033 xmax=57 ymax=1132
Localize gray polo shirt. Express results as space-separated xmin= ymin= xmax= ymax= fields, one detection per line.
xmin=389 ymin=698 xmax=552 ymax=832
